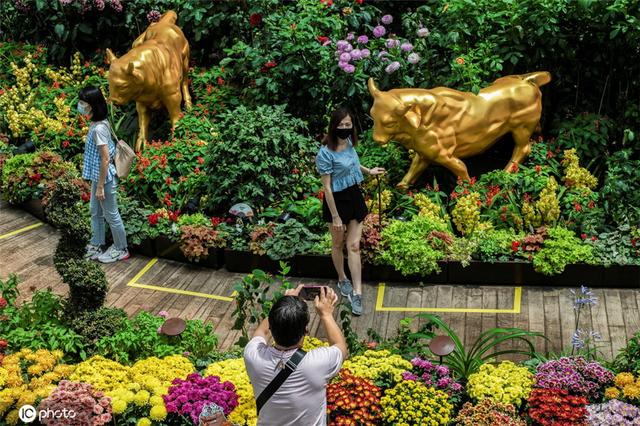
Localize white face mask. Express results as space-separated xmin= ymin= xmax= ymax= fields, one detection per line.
xmin=77 ymin=101 xmax=91 ymax=116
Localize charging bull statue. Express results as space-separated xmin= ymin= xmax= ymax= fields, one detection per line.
xmin=106 ymin=10 xmax=192 ymax=152
xmin=368 ymin=72 xmax=551 ymax=189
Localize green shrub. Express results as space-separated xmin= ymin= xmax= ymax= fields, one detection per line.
xmin=262 ymin=219 xmax=321 ymax=260
xmin=533 ymin=227 xmax=596 ymax=275
xmin=379 ymin=216 xmax=451 ymax=276
xmin=70 ymin=307 xmax=128 ymax=350
xmin=611 ymin=330 xmax=640 ymax=375
xmin=95 ymin=311 xmax=218 ymax=364
xmin=117 ymin=194 xmax=153 ymax=246
xmin=58 ymin=259 xmax=108 ymax=313
xmin=203 ymin=104 xmax=316 ymax=212
xmin=474 ymin=228 xmax=520 ymax=262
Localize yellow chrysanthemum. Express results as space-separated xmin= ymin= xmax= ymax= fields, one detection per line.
xmin=342 ymin=350 xmax=412 ymax=385
xmin=605 ymin=387 xmax=621 ymax=399
xmin=623 ymin=384 xmax=640 ymax=399
xmin=467 ymin=361 xmax=534 ymax=406
xmin=615 ymin=372 xmax=635 ymax=387
xmin=137 ymin=418 xmax=151 ymax=426
xmin=301 ymin=336 xmax=329 ymax=352
xmin=149 ymin=395 xmax=164 ymax=406
xmin=111 ymin=399 xmax=128 ymax=414
xmin=134 ymin=390 xmax=150 ymax=406
xmin=205 ymin=358 xmax=257 ymax=426
xmin=150 ymin=404 xmax=167 ymax=421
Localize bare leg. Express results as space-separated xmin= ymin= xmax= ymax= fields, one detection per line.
xmin=397 ymin=155 xmax=430 ymax=190
xmin=346 ymin=219 xmax=364 ymax=295
xmin=505 ymin=126 xmax=534 ymax=172
xmin=329 ymin=223 xmax=347 ymax=282
xmin=135 ymin=102 xmax=149 ymax=152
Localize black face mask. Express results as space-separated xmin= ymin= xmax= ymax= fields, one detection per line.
xmin=335 ymin=127 xmax=352 ymax=140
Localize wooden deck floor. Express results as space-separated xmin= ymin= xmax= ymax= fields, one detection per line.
xmin=1 ymin=200 xmax=638 ymax=359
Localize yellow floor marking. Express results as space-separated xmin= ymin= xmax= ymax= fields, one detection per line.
xmin=126 ymin=257 xmax=234 ymax=302
xmin=0 ymin=222 xmax=44 ymax=240
xmin=375 ymin=282 xmax=522 ymax=314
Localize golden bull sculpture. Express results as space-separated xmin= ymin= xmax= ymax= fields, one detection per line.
xmin=368 ymin=72 xmax=551 ymax=189
xmin=106 ymin=10 xmax=192 ymax=152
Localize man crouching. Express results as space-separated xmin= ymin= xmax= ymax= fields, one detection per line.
xmin=244 ymin=286 xmax=347 ymax=425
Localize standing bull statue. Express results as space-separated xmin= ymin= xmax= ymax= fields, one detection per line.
xmin=106 ymin=10 xmax=192 ymax=152
xmin=368 ymin=72 xmax=551 ymax=189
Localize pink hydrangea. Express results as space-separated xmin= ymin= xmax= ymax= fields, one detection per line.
xmin=385 ymin=61 xmax=401 ymax=74
xmin=381 ymin=14 xmax=393 ymax=25
xmin=357 ymin=35 xmax=369 ymax=44
xmin=373 ymin=25 xmax=386 ymax=38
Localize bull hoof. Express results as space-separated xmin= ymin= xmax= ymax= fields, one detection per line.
xmin=395 ymin=182 xmax=409 ymax=192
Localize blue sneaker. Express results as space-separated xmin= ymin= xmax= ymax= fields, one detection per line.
xmin=338 ymin=279 xmax=353 ymax=298
xmin=351 ymin=294 xmax=363 ymax=316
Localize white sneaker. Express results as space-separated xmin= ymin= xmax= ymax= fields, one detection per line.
xmin=85 ymin=244 xmax=103 ymax=260
xmin=97 ymin=245 xmax=130 ymax=264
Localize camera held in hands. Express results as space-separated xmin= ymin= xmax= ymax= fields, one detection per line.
xmin=299 ymin=285 xmax=326 ymax=301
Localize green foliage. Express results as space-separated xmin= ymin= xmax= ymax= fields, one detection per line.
xmin=231 ymin=263 xmax=292 ymax=346
xmin=262 ymin=219 xmax=321 ymax=260
xmin=590 ymin=224 xmax=640 ymax=266
xmin=339 ymin=299 xmax=365 ymax=356
xmin=177 ymin=213 xmax=211 ymax=228
xmin=1 ymin=151 xmax=77 ymax=204
xmin=117 ymin=194 xmax=153 ymax=246
xmin=95 ymin=311 xmax=218 ymax=365
xmin=43 ymin=176 xmax=91 ymax=243
xmin=533 ymin=227 xmax=596 ymax=275
xmin=203 ymin=104 xmax=316 ymax=212
xmin=0 ymin=275 xmax=87 ymax=361
xmin=611 ymin=330 xmax=640 ymax=375
xmin=473 ymin=228 xmax=520 ymax=262
xmin=366 ymin=316 xmax=437 ymax=357
xmin=69 ymin=307 xmax=128 ymax=350
xmin=57 ymin=258 xmax=109 ymax=313
xmin=599 ymin=149 xmax=640 ymax=226
xmin=418 ymin=313 xmax=546 ymax=380
xmin=357 ymin=131 xmax=411 ymax=187
xmin=379 ymin=216 xmax=451 ymax=276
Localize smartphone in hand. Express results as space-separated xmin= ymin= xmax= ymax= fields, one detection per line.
xmin=299 ymin=285 xmax=325 ymax=301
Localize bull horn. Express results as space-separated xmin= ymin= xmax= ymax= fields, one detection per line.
xmin=368 ymin=78 xmax=381 ymax=97
xmin=126 ymin=62 xmax=135 ymax=75
xmin=105 ymin=48 xmax=117 ymax=64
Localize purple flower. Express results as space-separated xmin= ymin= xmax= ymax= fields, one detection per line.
xmin=417 ymin=27 xmax=430 ymax=38
xmin=386 ymin=39 xmax=400 ymax=49
xmin=339 ymin=52 xmax=352 ymax=62
xmin=336 ymin=40 xmax=349 ymax=51
xmin=400 ymin=42 xmax=413 ymax=52
xmin=343 ymin=64 xmax=355 ymax=74
xmin=377 ymin=50 xmax=389 ymax=61
xmin=450 ymin=382 xmax=463 ymax=392
xmin=59 ymin=0 xmax=73 ymax=5
xmin=381 ymin=14 xmax=393 ymax=25
xmin=435 ymin=365 xmax=449 ymax=376
xmin=373 ymin=25 xmax=386 ymax=38
xmin=338 ymin=61 xmax=349 ymax=69
xmin=436 ymin=377 xmax=451 ymax=388
xmin=402 ymin=372 xmax=419 ymax=381
xmin=535 ymin=356 xmax=614 ymax=398
xmin=361 ymin=49 xmax=371 ymax=58
xmin=346 ymin=32 xmax=355 ymax=41
xmin=587 ymin=400 xmax=640 ymax=425
xmin=158 ymin=310 xmax=169 ymax=318
xmin=357 ymin=35 xmax=369 ymax=44
xmin=407 ymin=53 xmax=420 ymax=64
xmin=93 ymin=0 xmax=105 ymax=10
xmin=350 ymin=49 xmax=362 ymax=60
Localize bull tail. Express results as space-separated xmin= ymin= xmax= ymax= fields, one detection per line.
xmin=522 ymin=71 xmax=551 ymax=87
xmin=158 ymin=10 xmax=178 ymax=25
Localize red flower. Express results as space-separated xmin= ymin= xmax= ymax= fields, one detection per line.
xmin=148 ymin=213 xmax=159 ymax=226
xmin=320 ymin=0 xmax=334 ymax=6
xmin=588 ymin=201 xmax=595 ymax=209
xmin=62 ymin=140 xmax=70 ymax=148
xmin=249 ymin=13 xmax=262 ymax=27
xmin=197 ymin=156 xmax=205 ymax=165
xmin=591 ymin=236 xmax=598 ymax=241
xmin=211 ymin=217 xmax=223 ymax=227
xmin=631 ymin=238 xmax=637 ymax=247
xmin=581 ymin=233 xmax=587 ymax=240
xmin=168 ymin=210 xmax=180 ymax=222
xmin=52 ymin=81 xmax=61 ymax=89
xmin=356 ymin=0 xmax=363 ymax=3
xmin=292 ymin=167 xmax=299 ymax=174
xmin=317 ymin=35 xmax=329 ymax=44
xmin=260 ymin=60 xmax=277 ymax=72
xmin=206 ymin=84 xmax=213 ymax=95
xmin=469 ymin=176 xmax=477 ymax=185
xmin=67 ymin=128 xmax=74 ymax=137
xmin=0 ymin=297 xmax=7 ymax=309
xmin=81 ymin=192 xmax=90 ymax=203
xmin=546 ymin=150 xmax=554 ymax=159
xmin=509 ymin=162 xmax=519 ymax=172
xmin=163 ymin=193 xmax=173 ymax=207
xmin=511 ymin=241 xmax=521 ymax=252
xmin=535 ymin=165 xmax=542 ymax=173
xmin=217 ymin=77 xmax=224 ymax=85
xmin=30 ymin=172 xmax=42 ymax=182
xmin=500 ymin=214 xmax=507 ymax=222
xmin=317 ymin=190 xmax=325 ymax=201
xmin=165 ymin=177 xmax=173 ymax=185
xmin=194 ymin=167 xmax=201 ymax=174
xmin=0 ymin=339 xmax=7 ymax=348
xmin=574 ymin=202 xmax=582 ymax=212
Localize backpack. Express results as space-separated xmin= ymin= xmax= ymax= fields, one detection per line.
xmin=108 ymin=123 xmax=136 ymax=178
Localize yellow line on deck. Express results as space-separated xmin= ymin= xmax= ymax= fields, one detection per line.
xmin=126 ymin=257 xmax=234 ymax=302
xmin=0 ymin=222 xmax=43 ymax=240
xmin=375 ymin=282 xmax=522 ymax=313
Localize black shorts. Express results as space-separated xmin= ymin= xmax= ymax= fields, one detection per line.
xmin=323 ymin=184 xmax=368 ymax=224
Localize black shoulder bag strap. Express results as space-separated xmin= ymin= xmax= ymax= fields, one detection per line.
xmin=256 ymin=348 xmax=307 ymax=414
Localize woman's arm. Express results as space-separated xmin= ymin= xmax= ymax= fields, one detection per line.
xmin=321 ymin=174 xmax=344 ymax=230
xmin=95 ymin=144 xmax=109 ymax=200
xmin=360 ymin=165 xmax=371 ymax=176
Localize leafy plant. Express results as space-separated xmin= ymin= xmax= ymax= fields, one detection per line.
xmin=95 ymin=311 xmax=218 ymax=364
xmin=203 ymin=104 xmax=316 ymax=212
xmin=533 ymin=227 xmax=596 ymax=275
xmin=231 ymin=263 xmax=292 ymax=346
xmin=178 ymin=224 xmax=227 ymax=262
xmin=117 ymin=194 xmax=153 ymax=246
xmin=57 ymin=258 xmax=109 ymax=313
xmin=339 ymin=299 xmax=365 ymax=356
xmin=366 ymin=315 xmax=437 ymax=357
xmin=418 ymin=313 xmax=546 ymax=380
xmin=473 ymin=228 xmax=520 ymax=262
xmin=262 ymin=219 xmax=321 ymax=260
xmin=69 ymin=307 xmax=128 ymax=350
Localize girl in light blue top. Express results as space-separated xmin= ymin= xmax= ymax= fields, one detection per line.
xmin=316 ymin=107 xmax=385 ymax=316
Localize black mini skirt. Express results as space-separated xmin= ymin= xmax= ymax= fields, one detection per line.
xmin=323 ymin=184 xmax=368 ymax=224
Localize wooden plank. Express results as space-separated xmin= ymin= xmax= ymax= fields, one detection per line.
xmin=543 ymin=293 xmax=562 ymax=355
xmin=384 ymin=284 xmax=410 ymax=340
xmin=464 ymin=288 xmax=484 ymax=349
xmin=447 ymin=286 xmax=467 ymax=347
xmin=620 ymin=289 xmax=640 ymax=338
xmin=557 ymin=288 xmax=577 ymax=356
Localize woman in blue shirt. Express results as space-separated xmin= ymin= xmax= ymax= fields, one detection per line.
xmin=79 ymin=86 xmax=129 ymax=263
xmin=316 ymin=107 xmax=385 ymax=315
